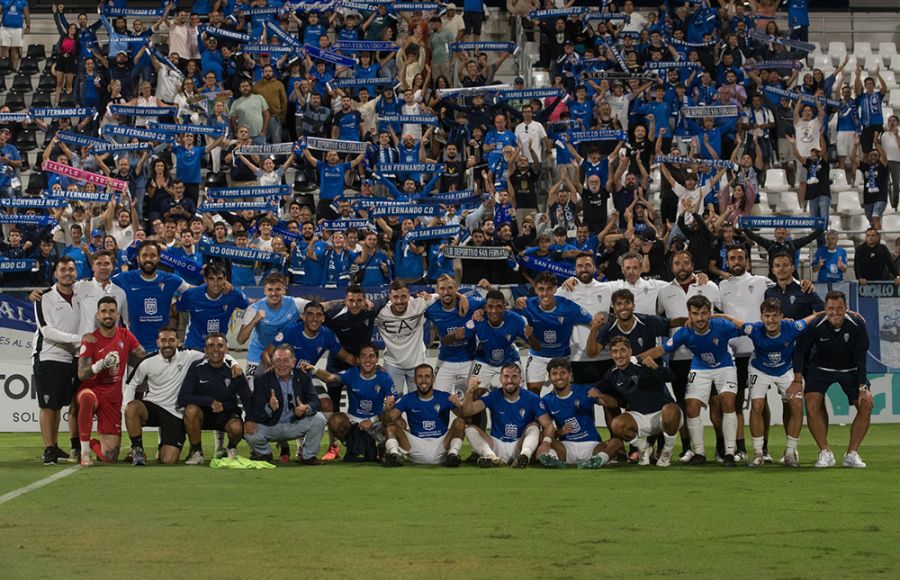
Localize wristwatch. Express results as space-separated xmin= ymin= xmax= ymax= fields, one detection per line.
xmin=859 ymin=385 xmax=871 ymax=392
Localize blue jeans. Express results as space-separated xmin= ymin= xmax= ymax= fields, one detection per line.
xmin=808 ymin=195 xmax=830 ymax=245
xmin=251 ymin=134 xmax=267 ymax=146
xmin=244 ymin=413 xmax=327 ymax=460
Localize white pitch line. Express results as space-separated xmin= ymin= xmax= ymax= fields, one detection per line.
xmin=0 ymin=466 xmax=80 ymax=506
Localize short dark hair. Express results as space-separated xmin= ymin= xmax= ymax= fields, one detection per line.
xmin=825 ymin=290 xmax=846 ymax=305
xmin=389 ymin=280 xmax=407 ymax=292
xmin=304 ymin=301 xmax=325 ymax=314
xmin=204 ymin=263 xmax=226 ymax=278
xmin=611 ymin=289 xmax=635 ymax=305
xmin=346 ymin=284 xmax=364 ymax=295
xmin=415 ymin=363 xmax=434 ymax=374
xmin=760 ymin=298 xmax=782 ymax=315
xmin=262 ymin=273 xmax=286 ymax=287
xmin=205 ymin=332 xmax=228 ymax=344
xmin=485 ymin=289 xmax=505 ymax=303
xmin=546 ymin=357 xmax=571 ymax=373
xmin=608 ymin=336 xmax=632 ymax=350
xmin=686 ymin=295 xmax=712 ymax=312
xmin=158 ymin=326 xmax=178 ymax=337
xmin=622 ymin=251 xmax=642 ymax=264
xmin=97 ymin=296 xmax=118 ymax=309
xmin=533 ymin=271 xmax=557 ymax=287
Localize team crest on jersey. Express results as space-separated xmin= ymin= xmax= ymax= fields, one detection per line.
xmin=557 ymin=316 xmax=564 ymax=325
xmin=224 ymin=378 xmax=231 ymax=387
xmin=712 ymin=338 xmax=719 ymax=345
xmin=544 ymin=330 xmax=557 ymax=344
xmin=518 ymin=408 xmax=526 ymax=418
xmin=505 ymin=334 xmax=511 ymax=341
xmin=207 ymin=319 xmax=220 ymax=334
xmin=158 ymin=282 xmax=166 ymax=292
xmin=374 ymin=384 xmax=381 ymax=394
xmin=637 ymin=337 xmax=644 ymax=347
xmin=466 ymin=320 xmax=475 ymax=330
xmin=274 ymin=332 xmax=284 ymax=342
xmin=423 ymin=420 xmax=436 ymax=431
xmin=790 ymin=295 xmax=796 ymax=304
xmin=144 ymin=297 xmax=158 ymax=315
xmin=749 ymin=284 xmax=755 ymax=293
xmin=223 ymin=304 xmax=229 ymax=311
xmin=643 ymin=287 xmax=650 ymax=295
xmin=844 ymin=333 xmax=849 ymax=342
xmin=434 ymin=404 xmax=441 ymax=413
xmin=118 ymin=341 xmax=124 ymax=348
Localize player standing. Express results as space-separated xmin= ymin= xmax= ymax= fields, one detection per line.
xmin=426 ymin=275 xmax=484 ymax=395
xmin=176 ymin=263 xmax=250 ymax=351
xmin=464 ymin=289 xmax=531 ymax=389
xmin=75 ymin=298 xmax=146 ymax=466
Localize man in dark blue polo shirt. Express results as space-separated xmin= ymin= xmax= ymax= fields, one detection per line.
xmin=764 ymin=253 xmax=824 ymax=319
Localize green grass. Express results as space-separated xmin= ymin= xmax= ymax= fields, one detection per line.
xmin=1 ymin=426 xmax=899 ymax=580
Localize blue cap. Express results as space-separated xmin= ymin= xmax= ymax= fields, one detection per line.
xmin=91 ymin=229 xmax=103 ymax=237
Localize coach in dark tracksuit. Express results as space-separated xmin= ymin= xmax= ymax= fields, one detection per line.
xmin=178 ymin=333 xmax=251 ymax=462
xmin=244 ymin=345 xmax=327 ymax=465
xmin=793 ymin=291 xmax=873 ymax=468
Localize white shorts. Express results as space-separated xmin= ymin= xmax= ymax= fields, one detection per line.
xmin=561 ymin=440 xmax=599 ymax=465
xmin=630 ymin=409 xmax=683 ymax=438
xmin=836 ymin=130 xmax=855 ymax=157
xmin=686 ymin=367 xmax=738 ymax=406
xmin=491 ymin=436 xmax=522 ymax=463
xmin=525 ymin=354 xmax=553 ymax=385
xmin=434 ymin=360 xmax=472 ymax=395
xmin=405 ymin=433 xmax=448 ymax=465
xmin=749 ymin=367 xmax=794 ymax=400
xmin=0 ymin=27 xmax=22 ymax=48
xmin=470 ymin=360 xmax=520 ymax=390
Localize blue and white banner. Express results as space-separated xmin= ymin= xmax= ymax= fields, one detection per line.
xmin=667 ymin=37 xmax=718 ymax=48
xmin=643 ymin=60 xmax=702 ymax=70
xmin=370 ymin=203 xmax=438 ymax=217
xmin=198 ymin=201 xmax=278 ymax=213
xmin=108 ymin=105 xmax=178 ymax=117
xmin=655 ymin=155 xmax=738 ymax=170
xmin=27 ymin=107 xmax=94 ymax=118
xmin=436 ymin=85 xmax=510 ymax=98
xmin=449 ymin=42 xmax=516 ymax=53
xmin=102 ymin=124 xmax=176 ymax=143
xmin=280 ymin=0 xmax=338 ymax=14
xmin=392 ymin=2 xmax=441 ymax=11
xmin=207 ymin=185 xmax=291 ymax=199
xmin=340 ymin=0 xmax=379 ymax=11
xmin=584 ymin=12 xmax=630 ymax=21
xmin=102 ymin=6 xmax=166 ymax=17
xmin=0 ymin=198 xmax=67 ymax=209
xmin=494 ymin=88 xmax=565 ymax=101
xmin=332 ymin=77 xmax=395 ymax=89
xmin=0 ymin=214 xmax=57 ymax=225
xmin=0 ymin=258 xmax=37 ymax=272
xmin=443 ymin=245 xmax=510 ymax=259
xmin=200 ymin=26 xmax=251 ymax=42
xmin=763 ymin=85 xmax=842 ymax=109
xmin=46 ymin=189 xmax=113 ymax=203
xmin=0 ymin=113 xmax=28 ymax=122
xmin=683 ymin=105 xmax=739 ymax=118
xmin=147 ymin=46 xmax=183 ymax=75
xmin=264 ymin=21 xmax=305 ymax=50
xmin=518 ymin=254 xmax=576 ymax=276
xmin=236 ymin=6 xmax=280 ymax=16
xmin=421 ymin=189 xmax=475 ymax=202
xmin=159 ymin=250 xmax=203 ymax=282
xmin=148 ymin=122 xmax=226 ymax=136
xmin=317 ymin=219 xmax=372 ymax=231
xmin=304 ymin=44 xmax=357 ymax=67
xmin=604 ymin=38 xmax=628 ymax=71
xmin=305 ymin=136 xmax=368 ymax=153
xmin=273 ymin=227 xmax=305 ymax=246
xmin=528 ymin=6 xmax=588 ymax=19
xmin=54 ymin=131 xmax=146 ymax=154
xmin=198 ymin=241 xmax=285 ymax=264
xmin=738 ymin=216 xmax=827 ymax=229
xmin=377 ymin=163 xmax=443 ymax=173
xmin=571 ymin=130 xmax=627 ymax=142
xmin=405 ymin=225 xmax=461 ymax=241
xmin=333 ymin=40 xmax=398 ymax=52
xmin=235 ymin=142 xmax=296 ymax=155
xmin=747 ymin=30 xmax=816 ymax=53
xmin=239 ymin=44 xmax=299 ymax=56
xmin=743 ymin=59 xmax=803 ymax=71
xmin=581 ymin=70 xmax=658 ymax=80
xmin=377 ymin=114 xmax=439 ymax=126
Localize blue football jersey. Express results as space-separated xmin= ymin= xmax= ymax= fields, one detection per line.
xmin=340 ymin=367 xmax=397 ymax=420
xmin=112 ymin=270 xmax=188 ymax=351
xmin=743 ymin=319 xmax=808 ymax=376
xmin=542 ymin=387 xmax=600 ymax=443
xmin=522 ymin=296 xmax=593 ymax=357
xmin=273 ymin=321 xmax=342 ymax=368
xmin=176 ymin=286 xmax=250 ymax=350
xmin=481 ymin=388 xmax=547 ymax=443
xmin=243 ymin=297 xmax=306 ymax=364
xmin=464 ymin=310 xmax=527 ymax=366
xmin=426 ymin=296 xmax=484 ymax=363
xmin=663 ymin=317 xmax=741 ymax=370
xmin=394 ymin=390 xmax=455 ymax=439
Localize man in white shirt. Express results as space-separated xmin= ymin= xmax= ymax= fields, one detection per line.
xmin=164 ymin=9 xmax=200 ymax=61
xmin=514 ymin=104 xmax=551 ymax=166
xmin=719 ymin=246 xmax=775 ymax=462
xmin=881 ymin=115 xmax=900 ymax=210
xmin=654 ymin=249 xmax=721 ymax=460
xmin=792 ymin=98 xmax=825 ymax=203
xmin=73 ymin=250 xmax=129 ymax=332
xmin=442 ymin=3 xmax=465 ymax=41
xmin=621 ymin=0 xmax=648 ymax=34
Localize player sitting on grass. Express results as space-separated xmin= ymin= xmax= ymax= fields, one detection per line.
xmin=178 ymin=333 xmax=251 ymax=465
xmin=593 ymin=337 xmax=682 ymax=467
xmin=381 ymin=364 xmax=466 ymax=467
xmin=76 ymin=297 xmax=146 ymax=467
xmin=461 ymin=364 xmax=555 ymax=468
xmin=537 ymin=357 xmax=623 ymax=469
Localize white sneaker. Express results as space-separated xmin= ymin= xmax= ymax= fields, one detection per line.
xmin=734 ymin=451 xmax=747 ymax=462
xmin=227 ymin=448 xmax=238 ymax=460
xmin=783 ymin=449 xmax=800 ymax=468
xmin=814 ymin=449 xmax=836 ymax=468
xmin=185 ymin=450 xmax=206 ymax=465
xmin=679 ymin=449 xmax=695 ymax=464
xmin=842 ymin=451 xmax=867 ymax=468
xmin=748 ymin=454 xmax=765 ymax=467
xmin=638 ymin=446 xmax=653 ymax=466
xmin=656 ymin=448 xmax=673 ymax=468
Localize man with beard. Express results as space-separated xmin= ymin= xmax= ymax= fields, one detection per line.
xmin=231 ymin=79 xmax=270 ymax=145
xmin=587 ymin=289 xmax=681 ymax=360
xmin=577 ymin=173 xmax=610 ymax=233
xmin=288 ymin=222 xmax=326 ymax=286
xmin=538 ymin=358 xmax=624 ymax=469
xmin=654 ymin=250 xmax=721 ymax=460
xmin=76 ymin=298 xmax=146 ymax=466
xmin=421 ymin=129 xmax=477 ymax=193
xmin=743 ymin=226 xmax=822 ymax=278
xmin=381 ymin=364 xmax=466 ymax=467
xmin=427 ymin=275 xmax=484 ymax=395
xmin=461 ymin=365 xmax=555 ymax=468
xmin=176 ymin=264 xmax=250 ymax=351
xmin=111 ymin=241 xmax=191 ymax=352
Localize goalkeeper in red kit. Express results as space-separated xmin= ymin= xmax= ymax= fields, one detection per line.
xmin=76 ymin=297 xmax=147 ymax=466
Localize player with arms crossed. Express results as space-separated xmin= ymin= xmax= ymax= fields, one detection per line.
xmin=538 ymin=358 xmax=624 ymax=469
xmin=76 ymin=297 xmax=146 ymax=466
xmin=641 ymin=295 xmax=743 ymax=467
xmin=594 ymin=337 xmax=683 ymax=467
xmin=461 ymin=364 xmax=555 ymax=468
xmin=380 ymin=364 xmax=467 ymax=467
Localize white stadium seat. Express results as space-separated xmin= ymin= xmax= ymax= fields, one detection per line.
xmin=837 ymin=190 xmax=864 ymax=215
xmin=757 ymin=191 xmax=771 ymax=210
xmin=882 ymin=71 xmax=899 ymax=90
xmin=890 ymin=91 xmax=900 ymax=111
xmin=828 ymin=214 xmax=843 ymax=231
xmin=830 ymin=169 xmax=850 ymax=191
xmin=879 ymin=42 xmax=898 ymax=66
xmin=892 ymin=54 xmax=900 ymax=74
xmin=882 ymin=214 xmax=900 ymax=232
xmin=854 ymin=42 xmax=874 ymax=68
xmin=846 ymin=214 xmax=870 ymax=233
xmin=810 ymin=53 xmax=831 ymax=69
xmin=776 ymin=191 xmax=802 ymax=215
xmin=828 ymin=41 xmax=847 ymax=65
xmin=764 ymin=169 xmax=791 ymax=193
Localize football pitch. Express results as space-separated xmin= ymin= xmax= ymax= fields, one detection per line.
xmin=1 ymin=426 xmax=898 ymax=580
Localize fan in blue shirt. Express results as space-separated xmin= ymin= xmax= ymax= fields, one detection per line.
xmin=302 ymin=148 xmax=367 ymax=201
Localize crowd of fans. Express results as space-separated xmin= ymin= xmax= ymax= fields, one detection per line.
xmin=0 ymin=0 xmax=899 ymax=291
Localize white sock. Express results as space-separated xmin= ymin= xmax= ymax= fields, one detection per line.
xmin=786 ymin=435 xmax=799 ymax=452
xmin=80 ymin=440 xmax=90 ymax=456
xmin=520 ymin=424 xmax=540 ymax=457
xmin=663 ymin=433 xmax=676 ymax=451
xmin=593 ymin=451 xmax=610 ymax=465
xmin=687 ymin=416 xmax=705 ymax=456
xmin=546 ymin=449 xmax=559 ymax=459
xmin=723 ymin=412 xmax=737 ymax=455
xmin=449 ymin=437 xmax=463 ymax=455
xmin=465 ymin=426 xmax=496 ymax=458
xmin=628 ymin=436 xmax=649 ymax=451
xmin=385 ymin=438 xmax=400 ymax=455
xmin=752 ymin=436 xmax=765 ymax=455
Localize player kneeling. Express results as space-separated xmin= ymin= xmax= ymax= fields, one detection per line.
xmin=596 ymin=337 xmax=683 ymax=467
xmin=538 ymin=358 xmax=623 ymax=469
xmin=381 ymin=364 xmax=466 ymax=467
xmin=461 ymin=364 xmax=554 ymax=468
xmin=76 ymin=297 xmax=146 ymax=466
